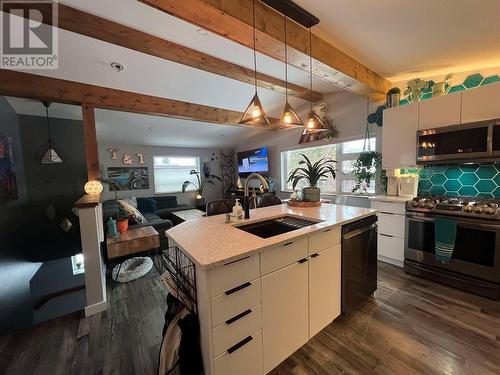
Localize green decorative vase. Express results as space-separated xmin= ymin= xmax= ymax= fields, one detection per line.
xmin=302 ymin=187 xmax=321 ymax=202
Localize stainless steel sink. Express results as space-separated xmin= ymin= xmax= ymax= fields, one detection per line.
xmin=235 ymin=215 xmax=321 ymax=238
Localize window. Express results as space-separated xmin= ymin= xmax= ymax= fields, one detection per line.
xmin=153 ymin=156 xmax=200 ymax=194
xmin=281 ymin=137 xmax=376 ymax=194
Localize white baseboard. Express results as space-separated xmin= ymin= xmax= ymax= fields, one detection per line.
xmin=378 ymin=255 xmax=403 ymax=268
xmin=85 ymin=299 xmax=108 ymax=317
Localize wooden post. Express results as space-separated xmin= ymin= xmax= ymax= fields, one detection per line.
xmin=81 ymin=104 xmax=100 ymax=181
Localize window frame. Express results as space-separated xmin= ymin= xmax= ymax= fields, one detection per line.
xmin=280 ymin=135 xmax=377 ymax=195
xmin=153 ymin=155 xmax=201 ymax=194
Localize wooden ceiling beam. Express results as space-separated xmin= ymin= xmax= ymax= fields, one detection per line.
xmin=0 ymin=70 xmax=277 ymax=128
xmin=17 ymin=3 xmax=321 ymax=102
xmin=139 ymin=0 xmax=392 ymax=101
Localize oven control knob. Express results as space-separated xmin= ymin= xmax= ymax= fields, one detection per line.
xmin=418 ymin=202 xmax=427 ymax=208
xmin=426 ymin=202 xmax=435 ymax=209
xmin=412 ymin=201 xmax=419 ymax=207
xmin=484 ymin=207 xmax=495 ymax=215
xmin=474 ymin=206 xmax=484 ymax=214
xmin=463 ymin=205 xmax=473 ymax=213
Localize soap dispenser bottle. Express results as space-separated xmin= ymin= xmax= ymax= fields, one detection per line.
xmin=233 ymin=198 xmax=243 ymax=220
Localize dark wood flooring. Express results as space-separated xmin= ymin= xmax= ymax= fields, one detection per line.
xmin=1 ymin=262 xmax=500 ymax=375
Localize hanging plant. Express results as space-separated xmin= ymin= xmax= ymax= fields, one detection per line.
xmin=351 ymin=151 xmax=383 ymax=194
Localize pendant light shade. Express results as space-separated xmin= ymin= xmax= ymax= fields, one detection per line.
xmin=303 ymin=109 xmax=327 ymax=134
xmin=280 ymin=101 xmax=303 ymax=127
xmin=279 ymin=17 xmax=303 ymax=129
xmin=239 ymin=0 xmax=271 ymax=127
xmin=36 ymin=101 xmax=64 ymax=164
xmin=303 ymin=27 xmax=327 ymax=134
xmin=240 ymin=93 xmax=271 ymax=126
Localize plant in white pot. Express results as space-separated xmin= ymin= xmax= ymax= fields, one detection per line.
xmin=287 ymin=154 xmax=339 ymax=202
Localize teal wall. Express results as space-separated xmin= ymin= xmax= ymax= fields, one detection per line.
xmin=402 ymin=164 xmax=500 ymax=198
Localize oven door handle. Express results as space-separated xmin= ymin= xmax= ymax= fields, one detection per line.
xmin=406 ymin=214 xmax=500 ymax=231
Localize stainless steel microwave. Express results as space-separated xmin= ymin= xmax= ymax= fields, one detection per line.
xmin=416 ymin=119 xmax=500 ymax=164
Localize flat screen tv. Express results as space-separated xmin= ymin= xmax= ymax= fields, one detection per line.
xmin=237 ymin=147 xmax=269 ymax=175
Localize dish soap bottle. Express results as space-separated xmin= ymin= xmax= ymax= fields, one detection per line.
xmin=233 ymin=198 xmax=243 ymax=220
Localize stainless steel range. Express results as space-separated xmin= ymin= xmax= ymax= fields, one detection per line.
xmin=404 ymin=196 xmax=500 ymax=299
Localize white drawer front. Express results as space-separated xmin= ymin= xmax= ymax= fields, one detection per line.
xmin=214 ymin=330 xmax=263 ymax=375
xmin=213 ymin=304 xmax=262 ymax=358
xmin=378 ymin=234 xmax=404 ymax=263
xmin=308 ymin=226 xmax=341 ymax=255
xmin=378 ymin=201 xmax=406 ymax=215
xmin=211 ymin=278 xmax=261 ymax=327
xmin=378 ymin=212 xmax=405 ymax=238
xmin=260 ymin=237 xmax=308 ymax=275
xmin=209 ymin=254 xmax=259 ymax=297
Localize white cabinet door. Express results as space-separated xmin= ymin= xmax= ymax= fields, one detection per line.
xmin=309 ymin=244 xmax=341 ymax=338
xmin=418 ymin=92 xmax=461 ymax=130
xmin=262 ymin=260 xmax=309 ymax=374
xmin=378 ymin=234 xmax=404 ymax=266
xmin=461 ymin=82 xmax=500 ymax=123
xmin=382 ymin=102 xmax=419 ymax=169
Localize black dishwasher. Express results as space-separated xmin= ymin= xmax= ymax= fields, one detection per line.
xmin=341 ymin=215 xmax=378 ymax=314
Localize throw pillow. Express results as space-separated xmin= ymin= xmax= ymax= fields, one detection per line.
xmin=120 ymin=196 xmax=137 ymax=208
xmin=137 ymin=197 xmax=157 ymax=213
xmin=118 ymin=199 xmax=147 ymax=224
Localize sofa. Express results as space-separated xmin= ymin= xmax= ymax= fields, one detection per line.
xmin=102 ymin=196 xmax=192 ymax=249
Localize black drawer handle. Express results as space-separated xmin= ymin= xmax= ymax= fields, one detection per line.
xmin=311 ymin=253 xmax=320 ymax=258
xmin=324 ymin=228 xmax=332 ymax=232
xmin=283 ymin=241 xmax=294 ymax=246
xmin=227 ymin=335 xmax=253 ymax=354
xmin=380 ymin=233 xmax=394 ymax=238
xmin=298 ymin=258 xmax=308 ymax=264
xmin=225 ymin=281 xmax=252 ymax=295
xmin=224 ymin=256 xmax=250 ymax=266
xmin=225 ymin=309 xmax=252 ymax=325
xmin=380 ymin=211 xmax=395 ymax=215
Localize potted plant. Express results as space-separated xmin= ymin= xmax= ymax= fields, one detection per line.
xmin=287 ymin=154 xmax=339 ymax=202
xmin=432 ymin=73 xmax=454 ymax=96
xmin=182 ymin=170 xmax=222 ymax=209
xmin=116 ymin=205 xmax=129 ymax=233
xmin=403 ymin=78 xmax=428 ymax=102
xmin=352 ymin=151 xmax=384 ymax=194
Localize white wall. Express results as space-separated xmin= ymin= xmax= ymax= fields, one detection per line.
xmin=238 ymin=90 xmax=383 ymax=195
xmin=98 ymin=143 xmax=224 ymax=205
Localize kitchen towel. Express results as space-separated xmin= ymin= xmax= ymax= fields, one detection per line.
xmin=434 ymin=218 xmax=457 ymax=263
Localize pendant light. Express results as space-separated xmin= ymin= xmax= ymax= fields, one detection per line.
xmin=36 ymin=101 xmax=64 ymax=163
xmin=279 ymin=17 xmax=303 ymax=128
xmin=239 ymin=0 xmax=271 ymax=127
xmin=303 ymin=28 xmax=327 ymax=134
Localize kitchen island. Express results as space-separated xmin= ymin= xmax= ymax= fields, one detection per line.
xmin=165 ymin=203 xmax=378 ymax=375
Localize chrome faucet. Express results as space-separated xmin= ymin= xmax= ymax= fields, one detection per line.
xmin=243 ymin=173 xmax=269 ymax=219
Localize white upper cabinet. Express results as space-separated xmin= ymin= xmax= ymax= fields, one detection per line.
xmin=461 ymin=82 xmax=500 ymax=123
xmin=382 ymin=102 xmax=419 ymax=169
xmin=418 ymin=92 xmax=462 ymax=130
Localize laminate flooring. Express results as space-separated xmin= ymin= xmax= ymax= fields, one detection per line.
xmin=1 ymin=262 xmax=500 ymax=375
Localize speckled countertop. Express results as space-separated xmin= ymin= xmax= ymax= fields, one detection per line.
xmin=166 ymin=203 xmax=378 ymax=270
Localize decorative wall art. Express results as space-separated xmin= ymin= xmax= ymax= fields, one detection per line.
xmin=122 ymin=154 xmax=133 ymax=165
xmin=107 ymin=167 xmax=150 ymax=191
xmin=0 ymin=132 xmax=19 ymax=204
xmin=137 ymin=153 xmax=145 ymax=164
xmin=107 ymin=148 xmax=119 ymax=160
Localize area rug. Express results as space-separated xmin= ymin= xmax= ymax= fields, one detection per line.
xmin=112 ymin=257 xmax=153 ymax=283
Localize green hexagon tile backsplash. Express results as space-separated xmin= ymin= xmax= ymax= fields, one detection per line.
xmin=401 ymin=164 xmax=500 ymax=198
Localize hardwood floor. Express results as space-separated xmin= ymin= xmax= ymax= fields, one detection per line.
xmin=1 ymin=262 xmax=500 ymax=375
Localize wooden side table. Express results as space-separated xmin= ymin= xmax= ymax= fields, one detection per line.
xmin=106 ymin=226 xmax=161 ymax=282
